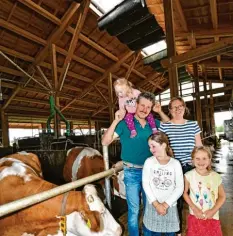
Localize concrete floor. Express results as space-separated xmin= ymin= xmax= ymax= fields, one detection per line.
xmin=118 ymin=142 xmax=233 ymax=235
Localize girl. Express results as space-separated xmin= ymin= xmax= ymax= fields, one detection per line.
xmin=114 ymin=78 xmax=158 ymax=138
xmin=184 ymin=146 xmax=226 ymax=236
xmin=142 ymin=132 xmax=184 ymax=236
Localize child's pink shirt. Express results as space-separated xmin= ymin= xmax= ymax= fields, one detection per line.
xmin=118 ymin=89 xmax=141 ymax=113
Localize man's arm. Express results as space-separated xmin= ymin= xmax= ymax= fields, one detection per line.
xmin=153 ymin=102 xmax=170 ymax=122
xmin=101 ymin=109 xmax=125 ymax=146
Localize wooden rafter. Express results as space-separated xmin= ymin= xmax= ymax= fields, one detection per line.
xmin=51 ymin=44 xmax=58 ymax=91
xmin=125 ymin=51 xmax=141 ymax=80
xmin=215 ymin=36 xmax=223 ymax=80
xmin=194 ymin=85 xmax=233 ymax=97
xmin=200 ymin=60 xmax=233 ymax=68
xmin=176 ymin=27 xmax=233 ymax=39
xmin=137 ymin=73 xmax=161 ymax=89
xmin=59 ymin=0 xmax=90 ymax=91
xmin=0 ymin=45 xmax=107 ymax=89
xmin=17 ymin=0 xmax=147 ymax=80
xmin=33 ymin=2 xmax=80 ymax=65
xmin=173 ymin=0 xmax=188 ymax=32
xmin=209 ymin=0 xmax=218 ymax=30
xmin=61 ymin=51 xmax=134 ymax=112
xmin=2 ymin=86 xmax=21 ymax=110
xmin=161 ymin=37 xmax=233 ymax=68
xmin=0 ymin=64 xmax=104 ymax=101
xmin=35 ymin=66 xmax=53 ymax=90
xmin=94 ymin=86 xmax=109 ymax=104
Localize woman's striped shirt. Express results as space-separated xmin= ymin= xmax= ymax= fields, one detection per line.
xmin=159 ymin=120 xmax=201 ymax=166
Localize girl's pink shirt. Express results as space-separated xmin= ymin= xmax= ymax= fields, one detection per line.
xmin=118 ymin=88 xmax=141 ymax=113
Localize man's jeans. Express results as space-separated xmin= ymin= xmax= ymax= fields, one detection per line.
xmin=123 ymin=166 xmax=146 ymax=236
xmin=143 ymin=225 xmax=175 ymax=236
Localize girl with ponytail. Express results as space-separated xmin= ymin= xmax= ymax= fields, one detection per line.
xmin=142 ymin=132 xmax=184 ymax=236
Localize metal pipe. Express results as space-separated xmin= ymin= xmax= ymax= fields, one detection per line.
xmin=54 ymin=105 xmax=70 ymax=135
xmin=0 ymin=164 xmax=123 ymax=217
xmin=0 ymin=51 xmax=49 ymax=91
xmin=102 ymin=145 xmax=111 ymax=209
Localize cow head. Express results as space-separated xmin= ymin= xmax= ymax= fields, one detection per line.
xmin=66 ymin=209 xmax=122 ymax=236
xmin=83 ymin=184 xmax=105 ymax=214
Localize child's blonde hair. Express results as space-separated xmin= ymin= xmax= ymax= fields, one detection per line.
xmin=191 ymin=146 xmax=212 ymax=171
xmin=148 ymin=132 xmax=173 ymax=157
xmin=113 ymin=78 xmax=133 ymax=89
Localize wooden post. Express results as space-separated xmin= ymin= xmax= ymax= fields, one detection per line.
xmin=88 ymin=119 xmax=92 ymax=135
xmin=202 ymin=66 xmax=211 ymax=135
xmin=41 ymin=123 xmax=47 ymax=132
xmin=209 ymin=82 xmax=215 ymax=134
xmin=163 ymin=0 xmax=179 ymax=98
xmin=1 ymin=111 xmax=9 ymax=147
xmin=193 ymin=63 xmax=203 ymax=132
xmin=108 ymin=73 xmax=114 ymax=123
xmin=54 ymin=96 xmax=61 ymax=137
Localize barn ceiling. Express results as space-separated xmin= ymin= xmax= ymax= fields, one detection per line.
xmin=0 ymin=0 xmax=233 ymax=129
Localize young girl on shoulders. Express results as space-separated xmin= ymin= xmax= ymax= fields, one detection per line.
xmin=183 ymin=146 xmax=226 ymax=236
xmin=142 ymin=132 xmax=184 ymax=236
xmin=114 ymin=78 xmax=158 ymax=138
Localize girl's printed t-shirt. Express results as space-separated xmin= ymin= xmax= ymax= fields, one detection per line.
xmin=185 ymin=169 xmax=222 ymax=220
xmin=118 ymin=89 xmax=141 ymax=113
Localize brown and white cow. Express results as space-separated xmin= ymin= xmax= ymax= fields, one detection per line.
xmin=63 ymin=147 xmax=126 ymax=199
xmin=63 ymin=147 xmax=105 ymax=182
xmin=0 ymin=152 xmax=122 ymax=236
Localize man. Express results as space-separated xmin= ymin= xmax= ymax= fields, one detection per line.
xmin=102 ymin=92 xmax=169 ymax=236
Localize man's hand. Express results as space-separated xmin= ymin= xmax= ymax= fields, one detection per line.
xmin=153 ymin=102 xmax=161 ymax=113
xmin=115 ymin=109 xmax=126 ymax=122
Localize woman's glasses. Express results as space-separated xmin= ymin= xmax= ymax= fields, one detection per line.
xmin=170 ymin=105 xmax=184 ymax=111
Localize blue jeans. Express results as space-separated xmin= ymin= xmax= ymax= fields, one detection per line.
xmin=143 ymin=225 xmax=175 ymax=236
xmin=123 ymin=166 xmax=146 ymax=236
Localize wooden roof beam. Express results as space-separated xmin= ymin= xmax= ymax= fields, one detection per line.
xmin=0 ymin=45 xmax=107 ymax=90
xmin=161 ymin=37 xmax=233 ymax=68
xmin=193 ymin=85 xmax=233 ymax=97
xmin=1 ymin=76 xmax=105 ymax=107
xmin=125 ymin=51 xmax=141 ymax=80
xmin=209 ymin=0 xmax=218 ymax=30
xmin=173 ymin=0 xmax=188 ymax=32
xmin=61 ymin=51 xmax=134 ymax=112
xmin=176 ymin=27 xmax=233 ymax=39
xmin=200 ymin=60 xmax=233 ymax=68
xmin=2 ymin=86 xmax=21 ymax=110
xmin=34 ymin=2 xmax=80 ymax=65
xmin=59 ymin=0 xmax=90 ymax=91
xmin=17 ymin=0 xmax=146 ymax=80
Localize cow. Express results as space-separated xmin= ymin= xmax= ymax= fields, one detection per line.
xmin=63 ymin=147 xmax=105 ymax=182
xmin=63 ymin=147 xmax=126 ymax=199
xmin=0 ymin=152 xmax=122 ymax=236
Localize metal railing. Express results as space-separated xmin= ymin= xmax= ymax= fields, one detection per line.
xmin=0 ymin=163 xmax=123 ymax=218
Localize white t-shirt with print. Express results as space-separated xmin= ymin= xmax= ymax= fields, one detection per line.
xmin=185 ymin=169 xmax=222 ymax=220
xmin=142 ymin=156 xmax=184 ymax=207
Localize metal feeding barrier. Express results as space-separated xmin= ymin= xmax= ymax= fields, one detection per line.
xmin=0 ymin=161 xmax=123 ymax=217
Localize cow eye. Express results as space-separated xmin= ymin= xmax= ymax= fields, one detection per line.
xmin=87 ymin=195 xmax=94 ymax=203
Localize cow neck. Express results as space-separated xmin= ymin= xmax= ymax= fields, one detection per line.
xmin=64 ymin=191 xmax=87 ymax=213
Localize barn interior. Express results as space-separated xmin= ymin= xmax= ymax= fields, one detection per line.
xmin=0 ymin=0 xmax=233 ymax=235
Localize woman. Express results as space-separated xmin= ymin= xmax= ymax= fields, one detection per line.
xmin=159 ymin=97 xmax=202 ymax=235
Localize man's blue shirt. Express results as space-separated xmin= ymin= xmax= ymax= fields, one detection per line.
xmin=115 ymin=118 xmax=160 ymax=165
